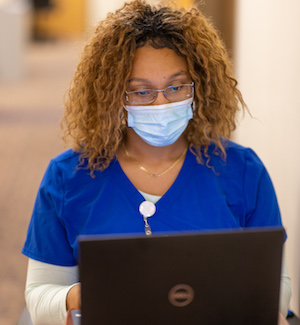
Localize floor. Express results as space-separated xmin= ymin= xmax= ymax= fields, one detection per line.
xmin=0 ymin=38 xmax=84 ymax=325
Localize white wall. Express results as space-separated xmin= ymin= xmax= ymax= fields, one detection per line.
xmin=87 ymin=0 xmax=158 ymax=28
xmin=86 ymin=0 xmax=125 ymax=27
xmin=234 ymin=0 xmax=300 ymax=315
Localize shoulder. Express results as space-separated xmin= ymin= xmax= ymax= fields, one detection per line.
xmin=51 ymin=149 xmax=81 ymax=166
xmin=46 ymin=149 xmax=116 ymax=184
xmin=48 ymin=149 xmax=81 ymax=173
xmin=224 ymin=140 xmax=263 ymax=165
xmin=206 ymin=140 xmax=266 ymax=178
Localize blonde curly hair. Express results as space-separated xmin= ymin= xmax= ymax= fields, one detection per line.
xmin=62 ymin=0 xmax=246 ymax=175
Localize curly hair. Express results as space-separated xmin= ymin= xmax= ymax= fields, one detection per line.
xmin=62 ymin=0 xmax=246 ymax=175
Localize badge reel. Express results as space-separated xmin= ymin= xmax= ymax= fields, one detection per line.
xmin=139 ymin=201 xmax=156 ymax=236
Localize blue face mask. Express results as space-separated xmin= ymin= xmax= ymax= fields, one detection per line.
xmin=124 ymin=97 xmax=193 ymax=147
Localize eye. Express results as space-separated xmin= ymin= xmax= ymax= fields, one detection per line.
xmin=126 ymin=88 xmax=155 ymax=104
xmin=135 ymin=90 xmax=152 ymax=97
xmin=168 ymin=85 xmax=183 ymax=92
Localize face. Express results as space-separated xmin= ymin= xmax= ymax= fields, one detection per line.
xmin=126 ymin=45 xmax=192 ymax=105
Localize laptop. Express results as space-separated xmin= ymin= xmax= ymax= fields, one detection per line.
xmin=76 ymin=228 xmax=284 ymax=325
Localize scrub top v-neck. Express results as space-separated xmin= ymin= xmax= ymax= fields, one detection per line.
xmin=112 ymin=148 xmax=199 ymax=229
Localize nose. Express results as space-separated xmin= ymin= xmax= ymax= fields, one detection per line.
xmin=152 ymin=90 xmax=170 ymax=105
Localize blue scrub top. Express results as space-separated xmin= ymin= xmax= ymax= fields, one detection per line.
xmin=22 ymin=141 xmax=284 ymax=266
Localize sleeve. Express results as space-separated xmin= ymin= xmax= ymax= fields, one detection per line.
xmin=243 ymin=149 xmax=285 ymax=234
xmin=279 ymin=246 xmax=292 ymax=317
xmin=25 ymin=258 xmax=79 ymax=325
xmin=22 ymin=160 xmax=76 ymax=266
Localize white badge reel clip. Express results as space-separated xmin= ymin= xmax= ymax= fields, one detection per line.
xmin=139 ymin=201 xmax=156 ymax=236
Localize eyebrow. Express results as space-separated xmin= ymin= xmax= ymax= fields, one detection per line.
xmin=128 ymin=71 xmax=189 ymax=83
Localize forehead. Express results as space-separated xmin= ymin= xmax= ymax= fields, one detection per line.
xmin=129 ymin=45 xmax=189 ymax=84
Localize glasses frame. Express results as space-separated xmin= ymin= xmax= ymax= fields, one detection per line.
xmin=125 ymin=82 xmax=194 ymax=105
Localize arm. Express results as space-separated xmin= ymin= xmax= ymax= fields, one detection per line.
xmin=25 ymin=258 xmax=79 ymax=325
xmin=279 ymin=245 xmax=292 ymax=318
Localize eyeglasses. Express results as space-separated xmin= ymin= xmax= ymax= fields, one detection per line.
xmin=125 ymin=82 xmax=194 ymax=105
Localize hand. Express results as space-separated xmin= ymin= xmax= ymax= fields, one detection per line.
xmin=66 ymin=283 xmax=81 ymax=310
xmin=278 ymin=312 xmax=289 ymax=325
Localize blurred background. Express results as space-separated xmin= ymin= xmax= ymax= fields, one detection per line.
xmin=0 ymin=0 xmax=299 ymax=324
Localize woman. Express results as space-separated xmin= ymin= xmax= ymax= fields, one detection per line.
xmin=22 ymin=1 xmax=291 ymax=324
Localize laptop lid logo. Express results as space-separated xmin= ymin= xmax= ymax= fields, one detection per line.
xmin=168 ymin=284 xmax=195 ymax=307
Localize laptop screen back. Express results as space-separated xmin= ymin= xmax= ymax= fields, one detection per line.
xmin=79 ymin=228 xmax=284 ymax=325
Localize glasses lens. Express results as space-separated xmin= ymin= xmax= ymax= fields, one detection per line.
xmin=127 ymin=89 xmax=155 ymax=104
xmin=165 ymin=85 xmax=193 ymax=101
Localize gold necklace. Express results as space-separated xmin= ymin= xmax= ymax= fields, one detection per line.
xmin=122 ymin=144 xmax=188 ymax=177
